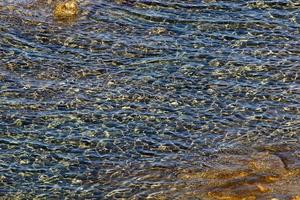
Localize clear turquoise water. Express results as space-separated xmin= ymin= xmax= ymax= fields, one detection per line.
xmin=0 ymin=0 xmax=299 ymax=198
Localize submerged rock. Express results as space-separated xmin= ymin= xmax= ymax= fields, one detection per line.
xmin=53 ymin=0 xmax=79 ymax=19
xmin=98 ymin=145 xmax=299 ymax=200
xmin=175 ymin=147 xmax=300 ymax=200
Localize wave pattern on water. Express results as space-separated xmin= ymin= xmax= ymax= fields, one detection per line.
xmin=0 ymin=0 xmax=299 ymax=199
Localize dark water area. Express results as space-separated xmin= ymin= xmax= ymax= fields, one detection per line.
xmin=0 ymin=0 xmax=299 ymax=199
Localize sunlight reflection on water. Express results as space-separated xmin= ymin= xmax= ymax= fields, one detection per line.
xmin=0 ymin=0 xmax=299 ymax=199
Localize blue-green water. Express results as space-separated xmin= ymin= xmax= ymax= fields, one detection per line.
xmin=0 ymin=0 xmax=299 ymax=199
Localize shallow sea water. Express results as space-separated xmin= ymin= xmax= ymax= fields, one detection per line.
xmin=0 ymin=0 xmax=299 ymax=199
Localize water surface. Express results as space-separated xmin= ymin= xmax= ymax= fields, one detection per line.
xmin=0 ymin=0 xmax=299 ymax=199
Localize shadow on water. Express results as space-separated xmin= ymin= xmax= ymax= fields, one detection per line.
xmin=0 ymin=0 xmax=299 ymax=199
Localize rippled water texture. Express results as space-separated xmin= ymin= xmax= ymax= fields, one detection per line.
xmin=0 ymin=0 xmax=300 ymax=199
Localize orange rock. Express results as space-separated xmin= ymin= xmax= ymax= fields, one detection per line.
xmin=291 ymin=196 xmax=300 ymax=200
xmin=169 ymin=147 xmax=300 ymax=199
xmin=53 ymin=0 xmax=79 ymax=19
xmin=256 ymin=184 xmax=269 ymax=193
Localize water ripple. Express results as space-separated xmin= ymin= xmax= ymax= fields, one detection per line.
xmin=1 ymin=0 xmax=299 ymax=198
